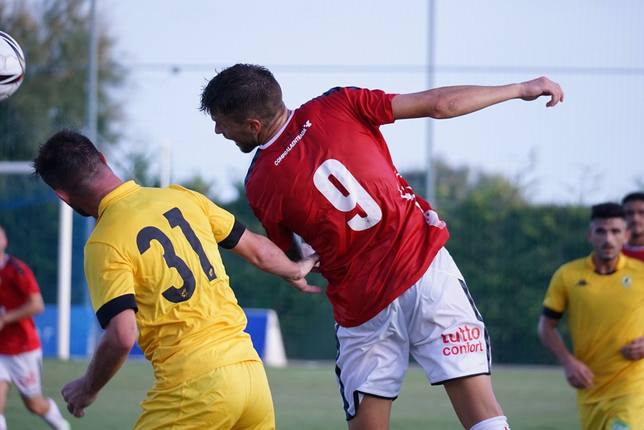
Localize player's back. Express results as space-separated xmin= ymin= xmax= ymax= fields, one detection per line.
xmin=86 ymin=182 xmax=258 ymax=384
xmin=245 ymin=87 xmax=449 ymax=327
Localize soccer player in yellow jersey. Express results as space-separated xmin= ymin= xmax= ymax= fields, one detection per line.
xmin=33 ymin=130 xmax=321 ymax=430
xmin=538 ymin=203 xmax=644 ymax=430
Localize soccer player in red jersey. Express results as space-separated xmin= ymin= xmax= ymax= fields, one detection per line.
xmin=0 ymin=226 xmax=70 ymax=430
xmin=622 ymin=192 xmax=644 ymax=261
xmin=200 ymin=64 xmax=563 ymax=430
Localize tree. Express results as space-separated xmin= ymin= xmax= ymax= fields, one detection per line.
xmin=0 ymin=0 xmax=125 ymax=160
xmin=0 ymin=0 xmax=126 ymax=303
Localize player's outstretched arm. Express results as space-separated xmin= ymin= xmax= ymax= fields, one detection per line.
xmin=61 ymin=309 xmax=137 ymax=418
xmin=538 ymin=315 xmax=593 ymax=389
xmin=231 ymin=229 xmax=322 ymax=294
xmin=392 ymin=76 xmax=564 ymax=120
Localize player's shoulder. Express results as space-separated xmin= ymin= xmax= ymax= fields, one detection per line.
xmin=624 ymin=254 xmax=644 ymax=273
xmin=560 ymin=256 xmax=587 ymax=270
xmin=553 ymin=256 xmax=588 ymax=278
xmin=302 ymin=86 xmax=361 ymax=107
xmin=167 ymin=183 xmax=210 ymax=200
xmin=6 ymin=255 xmax=30 ymax=275
xmin=321 ymin=86 xmax=363 ymax=97
xmin=131 ymin=184 xmax=206 ymax=209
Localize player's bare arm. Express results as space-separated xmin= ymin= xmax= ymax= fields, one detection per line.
xmin=391 ymin=76 xmax=564 ymax=120
xmin=231 ymin=229 xmax=322 ymax=294
xmin=537 ymin=315 xmax=593 ymax=389
xmin=62 ymin=309 xmax=137 ymax=418
xmin=621 ymin=336 xmax=644 ymax=361
xmin=0 ymin=292 xmax=44 ymax=331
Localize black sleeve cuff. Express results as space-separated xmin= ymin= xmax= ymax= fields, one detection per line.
xmin=219 ymin=220 xmax=246 ymax=249
xmin=96 ymin=294 xmax=138 ymax=329
xmin=542 ymin=306 xmax=564 ymax=320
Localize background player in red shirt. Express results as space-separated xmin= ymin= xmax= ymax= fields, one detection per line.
xmin=200 ymin=64 xmax=563 ymax=430
xmin=622 ymin=192 xmax=644 ymax=261
xmin=0 ymin=225 xmax=69 ymax=430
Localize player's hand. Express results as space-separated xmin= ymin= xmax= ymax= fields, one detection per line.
xmin=519 ymin=76 xmax=564 ymax=107
xmin=621 ymin=337 xmax=644 ymax=361
xmin=562 ymin=356 xmax=594 ymax=389
xmin=288 ymin=277 xmax=323 ymax=294
xmin=286 ymin=254 xmax=323 ymax=294
xmin=61 ymin=376 xmax=97 ymax=418
xmin=297 ymin=254 xmax=320 ymax=278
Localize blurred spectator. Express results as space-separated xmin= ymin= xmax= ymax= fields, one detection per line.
xmin=0 ymin=225 xmax=69 ymax=430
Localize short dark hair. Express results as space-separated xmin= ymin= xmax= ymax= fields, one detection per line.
xmin=590 ymin=202 xmax=625 ymax=221
xmin=200 ymin=64 xmax=283 ymax=123
xmin=33 ymin=130 xmax=103 ymax=191
xmin=622 ymin=192 xmax=644 ymax=205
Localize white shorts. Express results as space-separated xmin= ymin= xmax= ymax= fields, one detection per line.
xmin=334 ymin=247 xmax=491 ymax=419
xmin=0 ymin=349 xmax=44 ymax=397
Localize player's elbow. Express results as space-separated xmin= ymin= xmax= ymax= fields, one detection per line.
xmin=536 ymin=317 xmax=552 ymax=344
xmin=110 ymin=325 xmax=138 ymax=352
xmin=429 ymin=96 xmax=460 ymax=119
xmin=536 ymin=322 xmax=545 ymax=343
xmin=30 ymin=295 xmax=45 ymax=315
xmin=106 ymin=312 xmax=138 ymax=352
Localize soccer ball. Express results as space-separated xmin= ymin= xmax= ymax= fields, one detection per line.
xmin=0 ymin=31 xmax=26 ymax=101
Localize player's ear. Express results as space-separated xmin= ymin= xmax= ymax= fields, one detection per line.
xmin=98 ymin=152 xmax=108 ymax=165
xmin=54 ymin=189 xmax=71 ymax=205
xmin=248 ymin=118 xmax=262 ymax=134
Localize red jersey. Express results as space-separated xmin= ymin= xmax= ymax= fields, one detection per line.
xmin=245 ymin=87 xmax=449 ymax=327
xmin=623 ymin=244 xmax=644 ymax=262
xmin=0 ymin=255 xmax=41 ymax=354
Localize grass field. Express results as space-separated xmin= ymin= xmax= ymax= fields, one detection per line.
xmin=5 ymin=360 xmax=579 ymax=429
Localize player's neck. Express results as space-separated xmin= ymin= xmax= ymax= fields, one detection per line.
xmin=91 ymin=174 xmax=125 ymax=218
xmin=0 ymin=253 xmax=7 ymax=269
xmin=260 ymin=105 xmax=290 ymax=144
xmin=592 ymin=254 xmax=619 ymax=275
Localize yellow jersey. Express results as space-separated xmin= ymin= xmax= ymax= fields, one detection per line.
xmin=84 ymin=181 xmax=259 ymax=385
xmin=543 ymin=254 xmax=644 ymax=403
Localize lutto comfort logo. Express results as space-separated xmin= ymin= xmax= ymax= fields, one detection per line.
xmin=441 ymin=325 xmax=484 ymax=357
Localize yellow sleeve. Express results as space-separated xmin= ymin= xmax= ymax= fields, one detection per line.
xmin=84 ymin=241 xmax=138 ymax=328
xmin=170 ymin=185 xmax=246 ymax=248
xmin=543 ymin=266 xmax=568 ymax=318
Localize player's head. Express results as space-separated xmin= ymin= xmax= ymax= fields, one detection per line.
xmin=33 ymin=130 xmax=110 ymax=217
xmin=200 ymin=64 xmax=284 ymax=153
xmin=622 ymin=192 xmax=644 ymax=241
xmin=0 ymin=225 xmax=6 ymax=254
xmin=588 ymin=202 xmax=628 ymax=262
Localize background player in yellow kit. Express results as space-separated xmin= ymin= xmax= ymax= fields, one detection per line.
xmin=538 ymin=203 xmax=644 ymax=430
xmin=33 ymin=130 xmax=320 ymax=430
